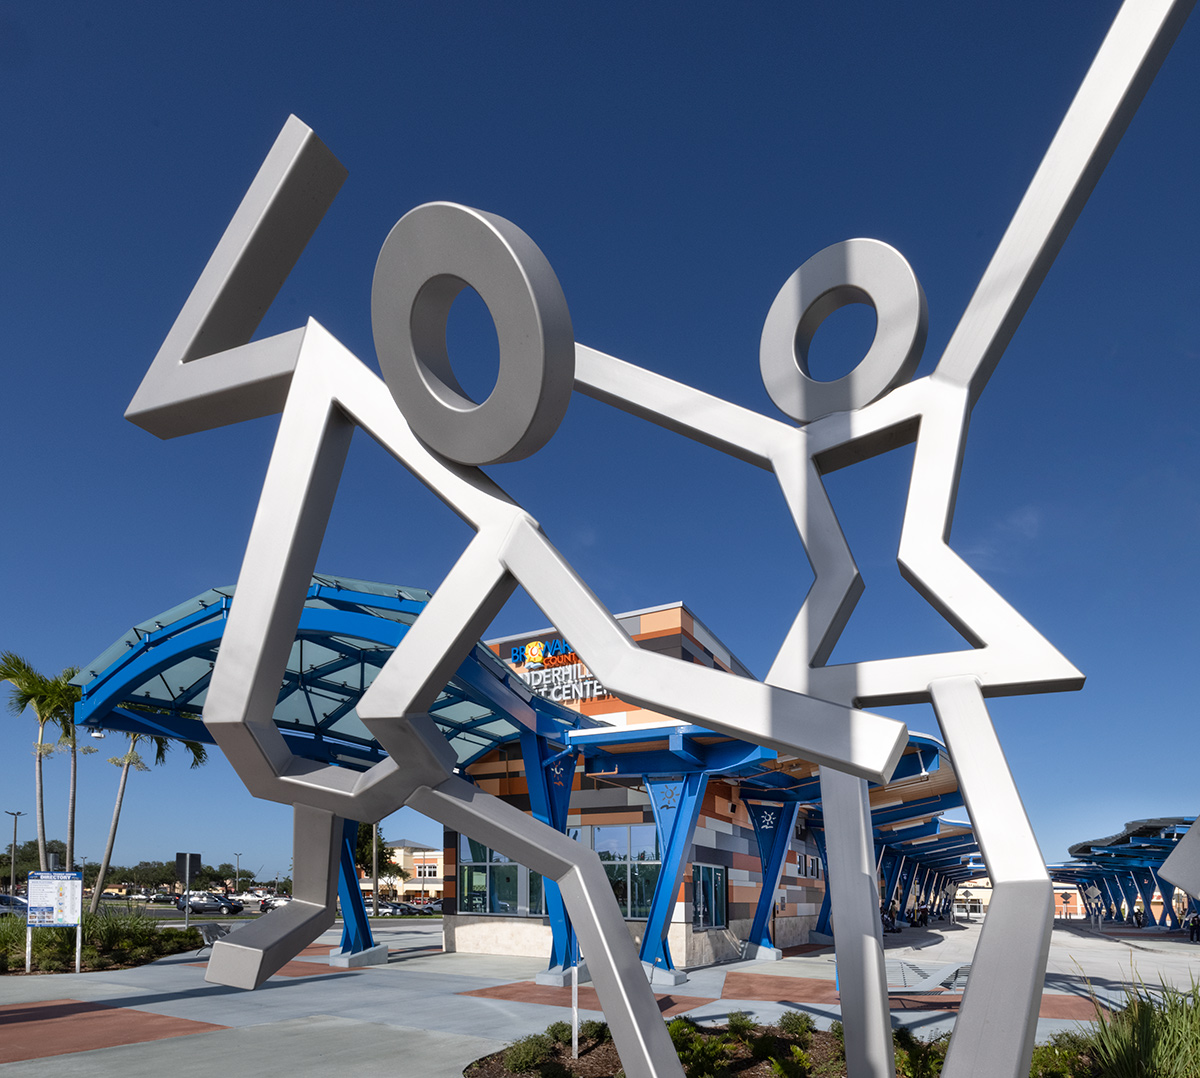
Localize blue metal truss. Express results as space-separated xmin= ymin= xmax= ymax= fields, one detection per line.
xmin=337 ymin=819 xmax=374 ymax=954
xmin=745 ymin=799 xmax=800 ymax=952
xmin=75 ymin=575 xmax=599 ymax=772
xmin=644 ymin=772 xmax=708 ymax=974
xmin=519 ymin=728 xmax=578 ymax=975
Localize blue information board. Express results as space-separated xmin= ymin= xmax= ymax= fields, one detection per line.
xmin=27 ymin=871 xmax=84 ymax=927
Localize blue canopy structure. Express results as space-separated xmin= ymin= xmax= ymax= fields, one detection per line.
xmin=1048 ymin=817 xmax=1197 ymax=927
xmin=74 ymin=573 xmax=600 ymax=769
xmin=74 ymin=576 xmax=977 ymax=966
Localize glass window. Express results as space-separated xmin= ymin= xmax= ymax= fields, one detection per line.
xmin=604 ymin=862 xmax=629 ymax=915
xmin=594 ymin=826 xmax=629 ymax=862
xmin=455 ymin=826 xmax=660 ymax=920
xmin=630 ymin=862 xmax=660 ymax=919
xmin=489 ymin=865 xmax=519 ymax=914
xmin=630 ymin=825 xmax=659 ymax=862
xmin=692 ymin=864 xmax=726 ymax=929
xmin=460 ymin=835 xmax=489 ymax=864
xmin=458 ymin=865 xmax=487 ymax=913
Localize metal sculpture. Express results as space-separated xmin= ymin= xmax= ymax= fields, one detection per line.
xmin=122 ymin=3 xmax=1193 ymax=1077
xmin=571 ymin=2 xmax=1193 ymax=1075
xmin=126 ymin=128 xmax=906 ymax=1078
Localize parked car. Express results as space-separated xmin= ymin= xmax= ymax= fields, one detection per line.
xmin=150 ymin=892 xmax=176 ymax=904
xmin=259 ymin=894 xmax=292 ymax=912
xmin=379 ymin=900 xmax=424 ymax=916
xmin=418 ymin=899 xmax=443 ymax=914
xmin=177 ymin=892 xmax=243 ymax=914
xmin=0 ymin=895 xmax=28 ymax=917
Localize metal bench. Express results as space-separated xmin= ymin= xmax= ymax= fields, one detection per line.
xmin=885 ymin=959 xmax=970 ymax=994
xmin=195 ymin=921 xmax=232 ymax=954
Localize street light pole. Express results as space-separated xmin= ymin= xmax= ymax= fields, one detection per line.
xmin=5 ymin=812 xmax=25 ymax=896
xmin=234 ymin=852 xmax=242 ymax=894
xmin=372 ymin=823 xmax=379 ymax=917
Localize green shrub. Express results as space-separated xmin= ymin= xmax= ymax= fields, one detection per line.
xmin=1028 ymin=1030 xmax=1097 ymax=1078
xmin=668 ymin=1017 xmax=699 ymax=1050
xmin=503 ymin=1033 xmax=552 ymax=1074
xmin=769 ymin=1045 xmax=812 ymax=1078
xmin=544 ymin=1021 xmax=571 ymax=1045
xmin=676 ymin=1032 xmax=730 ymax=1078
xmin=893 ymin=1027 xmax=948 ymax=1078
xmin=579 ymin=1019 xmax=609 ymax=1042
xmin=1088 ymin=978 xmax=1200 ymax=1078
xmin=778 ymin=1010 xmax=816 ymax=1045
xmin=726 ymin=1010 xmax=756 ymax=1038
xmin=752 ymin=1033 xmax=780 ymax=1060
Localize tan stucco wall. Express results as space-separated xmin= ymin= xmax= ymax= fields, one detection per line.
xmin=443 ymin=914 xmax=553 ymax=957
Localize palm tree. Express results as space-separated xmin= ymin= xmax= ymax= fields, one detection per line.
xmin=90 ymin=733 xmax=206 ymax=913
xmin=53 ymin=698 xmax=97 ymax=875
xmin=0 ymin=653 xmax=80 ymax=871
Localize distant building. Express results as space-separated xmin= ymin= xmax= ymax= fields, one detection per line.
xmin=385 ymin=838 xmax=445 ymax=902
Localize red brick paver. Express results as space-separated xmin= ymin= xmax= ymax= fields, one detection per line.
xmin=0 ymin=999 xmax=227 ymax=1064
xmin=459 ymin=981 xmax=716 ymax=1018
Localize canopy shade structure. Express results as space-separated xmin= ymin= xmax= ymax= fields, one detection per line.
xmin=1048 ymin=817 xmax=1198 ymax=923
xmin=74 ymin=573 xmax=601 ymax=770
xmin=732 ymin=733 xmax=982 ymax=886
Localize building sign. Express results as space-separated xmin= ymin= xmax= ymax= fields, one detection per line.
xmin=509 ymin=637 xmax=612 ymax=704
xmin=27 ymin=871 xmax=83 ymax=927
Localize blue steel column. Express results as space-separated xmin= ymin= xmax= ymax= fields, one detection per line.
xmin=879 ymin=850 xmax=904 ymax=913
xmin=337 ymin=818 xmax=375 ymax=953
xmin=920 ymin=871 xmax=938 ymax=913
xmin=915 ymin=868 xmax=934 ymax=913
xmin=904 ymin=866 xmax=927 ymax=922
xmin=1101 ymin=877 xmax=1123 ymax=921
xmin=745 ymin=800 xmax=800 ymax=956
xmin=1132 ymin=869 xmax=1160 ymax=925
xmin=1152 ymin=868 xmax=1180 ymax=928
xmin=642 ymin=772 xmax=708 ymax=980
xmin=895 ymin=862 xmax=918 ymax=923
xmin=1113 ymin=873 xmax=1139 ymax=922
xmin=518 ymin=729 xmax=578 ymax=975
xmin=811 ymin=826 xmax=833 ymax=937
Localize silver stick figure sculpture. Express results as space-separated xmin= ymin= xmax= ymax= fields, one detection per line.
xmin=123 ymin=4 xmax=1192 ymax=1078
xmin=126 ymin=140 xmax=905 ymax=1078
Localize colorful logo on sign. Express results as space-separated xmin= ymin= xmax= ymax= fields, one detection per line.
xmin=509 ymin=637 xmax=611 ymax=703
xmin=511 ymin=638 xmax=577 ymax=667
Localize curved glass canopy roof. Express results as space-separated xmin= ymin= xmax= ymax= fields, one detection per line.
xmin=75 ymin=574 xmax=977 ymax=881
xmin=74 ymin=573 xmax=598 ymax=769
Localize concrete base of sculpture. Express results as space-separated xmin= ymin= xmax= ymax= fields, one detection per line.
xmin=643 ymin=960 xmax=689 ymax=986
xmin=329 ymin=943 xmax=389 ymax=967
xmin=743 ymin=942 xmax=783 ymax=962
xmin=809 ymin=931 xmax=834 ymax=946
xmin=536 ymin=962 xmax=591 ymax=987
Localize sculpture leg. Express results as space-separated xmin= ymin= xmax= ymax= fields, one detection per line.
xmin=411 ymin=774 xmax=684 ymax=1078
xmin=206 ymin=804 xmax=341 ymax=988
xmin=930 ymin=676 xmax=1052 ymax=1078
xmin=819 ymin=766 xmax=894 ymax=1078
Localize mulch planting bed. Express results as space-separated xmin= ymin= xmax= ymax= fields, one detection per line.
xmin=466 ymin=1021 xmax=866 ymax=1078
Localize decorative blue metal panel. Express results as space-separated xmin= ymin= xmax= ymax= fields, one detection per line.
xmin=745 ymin=799 xmax=800 ymax=951
xmin=643 ymin=773 xmax=708 ymax=972
xmin=337 ymin=818 xmax=374 ymax=954
xmin=519 ymin=728 xmax=578 ymax=973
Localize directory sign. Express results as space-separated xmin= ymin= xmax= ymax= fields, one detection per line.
xmin=26 ymin=871 xmax=83 ymax=927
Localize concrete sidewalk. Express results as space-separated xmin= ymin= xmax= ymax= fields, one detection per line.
xmin=2 ymin=917 xmax=1196 ymax=1076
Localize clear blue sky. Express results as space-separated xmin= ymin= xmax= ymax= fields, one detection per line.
xmin=2 ymin=3 xmax=1198 ymax=881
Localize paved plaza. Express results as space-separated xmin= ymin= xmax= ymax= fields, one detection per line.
xmin=2 ymin=917 xmax=1198 ymax=1076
